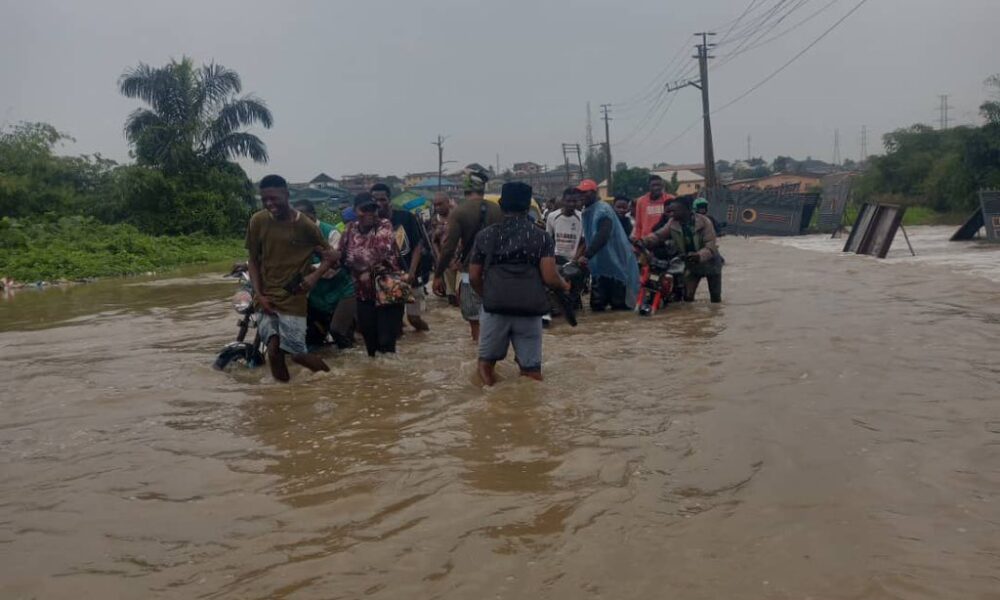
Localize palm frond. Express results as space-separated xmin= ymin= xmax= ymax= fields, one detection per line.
xmin=199 ymin=63 xmax=242 ymax=106
xmin=207 ymin=132 xmax=269 ymax=164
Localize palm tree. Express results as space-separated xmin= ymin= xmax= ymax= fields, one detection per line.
xmin=119 ymin=57 xmax=273 ymax=171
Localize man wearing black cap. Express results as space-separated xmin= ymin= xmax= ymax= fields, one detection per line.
xmin=245 ymin=175 xmax=339 ymax=381
xmin=469 ymin=182 xmax=570 ymax=386
xmin=432 ymin=169 xmax=502 ymax=341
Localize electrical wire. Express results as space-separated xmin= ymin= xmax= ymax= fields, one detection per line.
xmin=712 ymin=0 xmax=871 ymax=115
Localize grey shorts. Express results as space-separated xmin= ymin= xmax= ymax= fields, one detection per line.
xmin=478 ymin=309 xmax=543 ymax=372
xmin=257 ymin=312 xmax=308 ymax=355
xmin=459 ymin=279 xmax=482 ymax=322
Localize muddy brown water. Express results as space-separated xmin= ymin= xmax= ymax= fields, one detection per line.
xmin=1 ymin=228 xmax=998 ymax=599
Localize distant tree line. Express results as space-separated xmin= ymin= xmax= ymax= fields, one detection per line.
xmin=0 ymin=57 xmax=271 ymax=237
xmin=854 ymin=75 xmax=1000 ymax=213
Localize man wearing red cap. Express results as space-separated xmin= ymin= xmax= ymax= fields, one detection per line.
xmin=631 ymin=174 xmax=675 ymax=241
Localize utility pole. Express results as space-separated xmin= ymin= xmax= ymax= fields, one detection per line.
xmin=695 ymin=32 xmax=718 ymax=190
xmin=432 ymin=134 xmax=447 ymax=190
xmin=586 ymin=102 xmax=595 ymax=151
xmin=747 ymin=134 xmax=752 ymax=162
xmin=833 ymin=128 xmax=841 ymax=166
xmin=495 ymin=153 xmax=500 ymax=176
xmin=938 ymin=94 xmax=952 ymax=130
xmin=600 ymin=103 xmax=613 ymax=195
xmin=859 ymin=125 xmax=868 ymax=163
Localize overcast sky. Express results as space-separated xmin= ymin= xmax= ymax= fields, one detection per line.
xmin=3 ymin=0 xmax=998 ymax=181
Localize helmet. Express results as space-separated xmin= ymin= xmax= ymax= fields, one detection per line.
xmin=693 ymin=197 xmax=709 ymax=210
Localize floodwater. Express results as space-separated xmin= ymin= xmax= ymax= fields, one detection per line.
xmin=1 ymin=227 xmax=998 ymax=599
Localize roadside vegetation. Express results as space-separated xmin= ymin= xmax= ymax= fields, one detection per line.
xmin=0 ymin=57 xmax=270 ymax=283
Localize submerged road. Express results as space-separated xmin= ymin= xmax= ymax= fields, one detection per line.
xmin=1 ymin=228 xmax=998 ymax=599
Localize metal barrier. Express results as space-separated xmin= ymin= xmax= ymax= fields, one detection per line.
xmin=843 ymin=203 xmax=907 ymax=258
xmin=707 ymin=188 xmax=819 ymax=236
xmin=817 ymin=174 xmax=853 ymax=232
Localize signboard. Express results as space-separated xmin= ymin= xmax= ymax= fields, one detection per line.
xmin=843 ymin=203 xmax=907 ymax=258
xmin=980 ymin=191 xmax=1000 ymax=242
xmin=817 ymin=173 xmax=853 ymax=232
xmin=708 ymin=188 xmax=819 ymax=237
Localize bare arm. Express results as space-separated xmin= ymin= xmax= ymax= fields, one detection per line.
xmin=469 ymin=263 xmax=484 ymax=296
xmin=435 ymin=213 xmax=461 ymax=278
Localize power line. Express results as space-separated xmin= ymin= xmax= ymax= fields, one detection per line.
xmin=712 ymin=0 xmax=872 ymax=116
xmin=722 ymin=0 xmax=843 ymax=63
xmin=718 ymin=0 xmax=814 ymax=68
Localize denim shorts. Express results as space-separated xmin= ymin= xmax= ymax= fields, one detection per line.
xmin=477 ymin=309 xmax=543 ymax=372
xmin=257 ymin=312 xmax=308 ymax=355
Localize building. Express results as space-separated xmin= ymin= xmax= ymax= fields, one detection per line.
xmin=339 ymin=173 xmax=382 ymax=195
xmin=410 ymin=177 xmax=461 ymax=194
xmin=404 ymin=171 xmax=440 ymax=188
xmin=726 ymin=172 xmax=824 ymax=193
xmin=308 ymin=172 xmax=337 ymax=188
xmin=513 ymin=162 xmax=542 ymax=175
xmin=651 ymin=168 xmax=706 ymax=196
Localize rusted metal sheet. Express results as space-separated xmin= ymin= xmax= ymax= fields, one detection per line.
xmin=843 ymin=203 xmax=907 ymax=258
xmin=708 ymin=188 xmax=819 ymax=237
xmin=950 ymin=209 xmax=984 ymax=241
xmin=817 ymin=173 xmax=853 ymax=232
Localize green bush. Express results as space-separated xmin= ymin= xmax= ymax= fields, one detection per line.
xmin=0 ymin=216 xmax=244 ymax=282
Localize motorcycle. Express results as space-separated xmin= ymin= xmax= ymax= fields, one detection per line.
xmin=633 ymin=241 xmax=687 ymax=317
xmin=213 ymin=263 xmax=266 ymax=370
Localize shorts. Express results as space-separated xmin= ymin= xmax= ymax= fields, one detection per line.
xmin=459 ymin=276 xmax=482 ymax=322
xmin=478 ymin=309 xmax=543 ymax=372
xmin=258 ymin=312 xmax=308 ymax=355
xmin=407 ymin=285 xmax=426 ymax=317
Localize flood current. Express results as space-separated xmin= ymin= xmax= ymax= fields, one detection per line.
xmin=1 ymin=226 xmax=998 ymax=599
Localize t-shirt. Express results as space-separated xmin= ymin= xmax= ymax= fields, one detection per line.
xmin=471 ymin=215 xmax=555 ymax=268
xmin=245 ymin=209 xmax=328 ymax=317
xmin=617 ymin=214 xmax=634 ymax=237
xmin=634 ymin=193 xmax=675 ymax=239
xmin=436 ymin=198 xmax=503 ymax=276
xmin=545 ymin=210 xmax=583 ymax=260
xmin=390 ymin=209 xmax=425 ymax=273
xmin=307 ymin=221 xmax=355 ymax=314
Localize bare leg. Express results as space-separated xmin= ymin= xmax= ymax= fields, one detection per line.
xmin=267 ymin=335 xmax=290 ymax=382
xmin=478 ymin=359 xmax=497 ymax=387
xmin=520 ymin=370 xmax=543 ymax=382
xmin=407 ymin=315 xmax=430 ymax=332
xmin=291 ymin=353 xmax=330 ymax=372
xmin=470 ymin=320 xmax=480 ymax=342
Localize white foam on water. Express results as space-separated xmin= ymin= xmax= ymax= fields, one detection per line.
xmin=766 ymin=225 xmax=1000 ymax=283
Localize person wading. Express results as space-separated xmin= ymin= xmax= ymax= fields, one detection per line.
xmin=632 ymin=174 xmax=675 ymax=241
xmin=245 ymin=175 xmax=337 ymax=382
xmin=469 ymin=182 xmax=569 ymax=386
xmin=576 ymin=179 xmax=640 ymax=312
xmin=432 ymin=169 xmax=502 ymax=341
xmin=293 ymin=200 xmax=356 ymax=349
xmin=430 ymin=191 xmax=459 ymax=306
xmin=339 ymin=193 xmax=407 ymax=356
xmin=643 ymin=196 xmax=723 ymax=303
xmin=371 ymin=183 xmax=431 ymax=333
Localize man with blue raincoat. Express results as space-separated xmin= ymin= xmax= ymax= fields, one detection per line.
xmin=575 ymin=180 xmax=640 ymax=311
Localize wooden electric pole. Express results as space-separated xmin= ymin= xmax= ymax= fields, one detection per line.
xmin=695 ymin=32 xmax=718 ymax=190
xmin=432 ymin=134 xmax=447 ymax=190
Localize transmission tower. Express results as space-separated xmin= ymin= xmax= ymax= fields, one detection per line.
xmin=833 ymin=128 xmax=841 ymax=166
xmin=938 ymin=95 xmax=953 ymax=130
xmin=859 ymin=125 xmax=868 ymax=163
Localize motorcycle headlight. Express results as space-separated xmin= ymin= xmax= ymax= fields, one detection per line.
xmin=231 ymin=289 xmax=253 ymax=313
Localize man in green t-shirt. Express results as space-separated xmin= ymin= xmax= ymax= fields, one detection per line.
xmin=245 ymin=175 xmax=339 ymax=381
xmin=293 ymin=200 xmax=357 ymax=349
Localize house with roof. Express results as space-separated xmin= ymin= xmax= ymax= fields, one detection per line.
xmin=725 ymin=172 xmax=824 ymax=193
xmin=651 ymin=168 xmax=706 ymax=196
